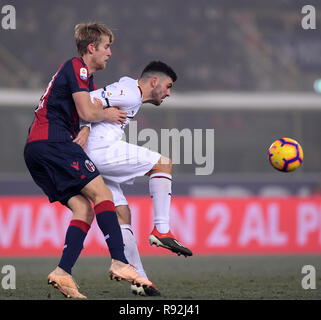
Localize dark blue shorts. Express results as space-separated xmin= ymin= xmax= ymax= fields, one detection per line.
xmin=24 ymin=141 xmax=100 ymax=206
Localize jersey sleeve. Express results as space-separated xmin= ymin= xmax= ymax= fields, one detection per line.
xmin=90 ymin=88 xmax=108 ymax=107
xmin=90 ymin=81 xmax=138 ymax=110
xmin=65 ymin=58 xmax=90 ymax=93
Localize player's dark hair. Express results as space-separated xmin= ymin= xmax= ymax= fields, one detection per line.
xmin=141 ymin=61 xmax=177 ymax=82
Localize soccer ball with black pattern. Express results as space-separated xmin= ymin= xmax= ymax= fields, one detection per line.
xmin=268 ymin=138 xmax=303 ymax=172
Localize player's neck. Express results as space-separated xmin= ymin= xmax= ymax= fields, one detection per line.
xmin=138 ymin=79 xmax=151 ymax=103
xmin=81 ymin=55 xmax=96 ymax=76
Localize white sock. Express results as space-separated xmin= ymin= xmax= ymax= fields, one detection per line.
xmin=120 ymin=224 xmax=148 ymax=279
xmin=149 ymin=172 xmax=172 ymax=234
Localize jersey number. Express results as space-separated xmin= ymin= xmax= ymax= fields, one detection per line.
xmin=35 ymin=71 xmax=58 ymax=113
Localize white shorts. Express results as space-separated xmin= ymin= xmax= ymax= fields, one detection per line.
xmin=87 ymin=140 xmax=161 ymax=206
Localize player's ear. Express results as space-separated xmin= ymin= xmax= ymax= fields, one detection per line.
xmin=87 ymin=43 xmax=95 ymax=55
xmin=150 ymin=76 xmax=158 ymax=88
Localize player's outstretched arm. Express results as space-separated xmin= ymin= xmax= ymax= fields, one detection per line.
xmin=73 ymin=91 xmax=126 ymax=123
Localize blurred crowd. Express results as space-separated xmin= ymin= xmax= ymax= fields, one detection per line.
xmin=0 ymin=0 xmax=320 ymax=91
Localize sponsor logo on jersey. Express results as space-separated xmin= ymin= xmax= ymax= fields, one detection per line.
xmin=80 ymin=67 xmax=87 ymax=80
xmin=85 ymin=160 xmax=95 ymax=172
xmin=120 ymin=89 xmax=125 ymax=96
xmin=102 ymin=90 xmax=112 ymax=98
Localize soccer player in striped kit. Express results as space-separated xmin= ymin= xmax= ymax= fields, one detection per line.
xmin=24 ymin=23 xmax=152 ymax=298
xmin=77 ymin=61 xmax=193 ymax=296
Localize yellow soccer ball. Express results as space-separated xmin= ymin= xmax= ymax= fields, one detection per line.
xmin=268 ymin=138 xmax=304 ymax=172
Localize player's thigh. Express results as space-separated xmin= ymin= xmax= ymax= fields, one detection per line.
xmin=93 ymin=141 xmax=162 ymax=183
xmin=81 ymin=175 xmax=113 ymax=205
xmin=67 ymin=194 xmax=95 ymax=225
xmin=24 ymin=142 xmax=69 ymax=204
xmin=25 ymin=141 xmax=102 ymax=205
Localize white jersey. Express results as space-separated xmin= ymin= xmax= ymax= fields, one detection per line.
xmin=87 ymin=76 xmax=143 ymax=148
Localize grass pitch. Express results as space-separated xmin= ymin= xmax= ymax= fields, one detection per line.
xmin=0 ymin=255 xmax=320 ymax=300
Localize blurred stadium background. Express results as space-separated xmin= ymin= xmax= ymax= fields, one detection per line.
xmin=1 ymin=0 xmax=321 ymax=190
xmin=0 ymin=0 xmax=321 ymax=299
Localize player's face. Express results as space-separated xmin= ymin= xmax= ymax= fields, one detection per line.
xmin=151 ymin=76 xmax=173 ymax=106
xmin=92 ymin=36 xmax=112 ymax=70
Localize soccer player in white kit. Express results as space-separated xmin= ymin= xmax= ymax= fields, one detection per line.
xmin=78 ymin=61 xmax=192 ymax=296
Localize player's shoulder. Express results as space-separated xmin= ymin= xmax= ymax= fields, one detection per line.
xmin=119 ymin=76 xmax=136 ymax=85
xmin=103 ymin=76 xmax=141 ymax=107
xmin=65 ymin=57 xmax=86 ymax=67
xmin=104 ymin=76 xmax=137 ymax=94
xmin=118 ymin=76 xmax=140 ymax=97
xmin=62 ymin=57 xmax=88 ymax=76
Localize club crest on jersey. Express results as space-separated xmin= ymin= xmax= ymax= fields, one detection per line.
xmin=80 ymin=68 xmax=87 ymax=80
xmin=85 ymin=160 xmax=95 ymax=172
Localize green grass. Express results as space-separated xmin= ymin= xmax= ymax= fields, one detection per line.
xmin=0 ymin=256 xmax=320 ymax=300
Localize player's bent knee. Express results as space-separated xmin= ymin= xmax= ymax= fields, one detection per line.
xmin=81 ymin=175 xmax=114 ymax=205
xmin=95 ymin=184 xmax=114 ymax=204
xmin=147 ymin=156 xmax=172 ymax=176
xmin=165 ymin=157 xmax=172 ymax=170
xmin=159 ymin=156 xmax=172 ymax=166
xmin=157 ymin=156 xmax=172 ymax=172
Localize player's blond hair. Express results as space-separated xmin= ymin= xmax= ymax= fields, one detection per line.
xmin=74 ymin=23 xmax=114 ymax=56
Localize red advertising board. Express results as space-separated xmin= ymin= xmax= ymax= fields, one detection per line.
xmin=0 ymin=196 xmax=321 ymax=256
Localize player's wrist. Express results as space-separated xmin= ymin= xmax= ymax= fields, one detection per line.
xmin=80 ymin=124 xmax=91 ymax=131
xmin=103 ymin=108 xmax=113 ymax=122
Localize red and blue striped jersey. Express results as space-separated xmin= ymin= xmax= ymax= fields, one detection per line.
xmin=27 ymin=57 xmax=97 ymax=143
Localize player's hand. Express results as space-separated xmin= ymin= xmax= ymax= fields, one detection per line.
xmin=104 ymin=107 xmax=127 ymax=124
xmin=73 ymin=126 xmax=90 ymax=151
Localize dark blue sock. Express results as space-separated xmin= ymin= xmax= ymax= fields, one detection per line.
xmin=58 ymin=220 xmax=90 ymax=274
xmin=94 ymin=201 xmax=128 ymax=264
